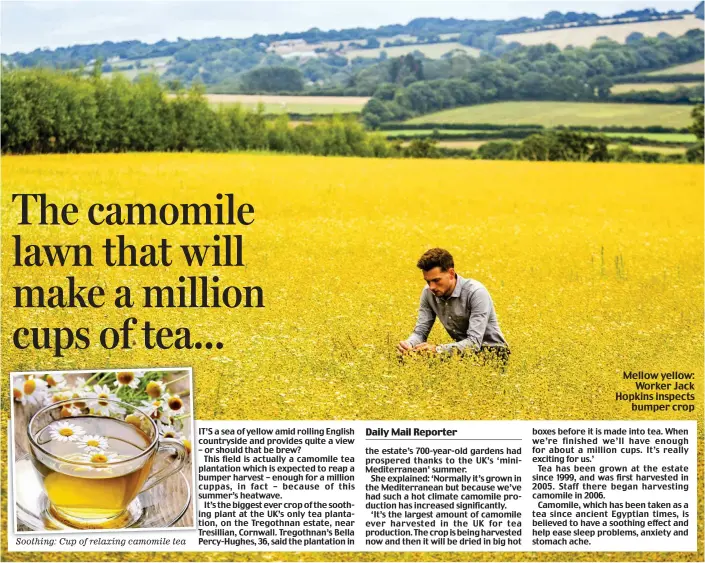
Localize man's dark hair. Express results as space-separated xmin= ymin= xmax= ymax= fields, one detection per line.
xmin=417 ymin=248 xmax=454 ymax=272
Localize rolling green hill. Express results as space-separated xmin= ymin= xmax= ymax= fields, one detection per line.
xmin=405 ymin=101 xmax=696 ymax=128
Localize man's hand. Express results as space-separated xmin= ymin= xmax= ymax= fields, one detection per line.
xmin=397 ymin=340 xmax=413 ymax=355
xmin=413 ymin=342 xmax=438 ymax=353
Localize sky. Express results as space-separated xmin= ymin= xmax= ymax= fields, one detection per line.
xmin=1 ymin=0 xmax=699 ymax=54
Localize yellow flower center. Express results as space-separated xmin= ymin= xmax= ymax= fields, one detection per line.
xmin=87 ymin=439 xmax=100 ymax=447
xmin=98 ymin=393 xmax=109 ymax=406
xmin=145 ymin=382 xmax=162 ymax=398
xmin=46 ymin=375 xmax=58 ymax=387
xmin=24 ymin=380 xmax=36 ymax=395
xmin=168 ymin=396 xmax=183 ymax=411
xmin=163 ymin=430 xmax=176 ymax=438
xmin=90 ymin=453 xmax=108 ymax=463
xmin=13 ymin=388 xmax=22 ymax=400
xmin=59 ymin=428 xmax=74 ymax=437
xmin=182 ymin=439 xmax=192 ymax=454
xmin=116 ymin=372 xmax=134 ymax=385
xmin=60 ymin=406 xmax=73 ymax=418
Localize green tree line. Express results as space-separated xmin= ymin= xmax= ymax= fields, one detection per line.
xmin=1 ymin=68 xmax=392 ymax=156
xmin=3 ymin=68 xmax=702 ymax=164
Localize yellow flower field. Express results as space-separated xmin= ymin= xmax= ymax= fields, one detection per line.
xmin=2 ymin=153 xmax=703 ymax=561
xmin=2 ymin=153 xmax=703 ymax=421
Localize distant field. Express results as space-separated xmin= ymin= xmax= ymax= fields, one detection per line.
xmin=609 ymin=144 xmax=686 ymax=155
xmin=434 ymin=140 xmax=687 ymax=155
xmin=611 ymin=81 xmax=702 ymax=93
xmin=603 ymin=132 xmax=696 ymax=143
xmin=200 ymin=94 xmax=369 ymax=114
xmin=275 ymin=35 xmax=417 ymax=54
xmin=76 ymin=55 xmax=172 ymax=81
xmin=345 ymin=42 xmax=480 ymax=60
xmin=434 ymin=140 xmax=688 ymax=155
xmin=437 ymin=140 xmax=499 ymax=149
xmin=498 ymin=14 xmax=703 ymax=48
xmin=387 ymin=129 xmax=696 ymax=143
xmin=383 ymin=129 xmax=480 ymax=138
xmin=101 ymin=56 xmax=172 ymax=80
xmin=406 ymin=101 xmax=695 ymax=128
xmin=112 ymin=56 xmax=171 ymax=68
xmin=648 ymin=59 xmax=705 ymax=75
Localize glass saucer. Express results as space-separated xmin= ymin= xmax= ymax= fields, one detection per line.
xmin=14 ymin=454 xmax=192 ymax=531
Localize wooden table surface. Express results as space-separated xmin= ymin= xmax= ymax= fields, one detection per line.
xmin=12 ymin=370 xmax=194 ymax=531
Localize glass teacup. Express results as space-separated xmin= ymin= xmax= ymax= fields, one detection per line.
xmin=27 ymin=398 xmax=188 ymax=529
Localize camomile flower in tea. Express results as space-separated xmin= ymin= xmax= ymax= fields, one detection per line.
xmin=79 ymin=450 xmax=120 ymax=465
xmin=76 ymin=450 xmax=122 ymax=473
xmin=76 ymin=434 xmax=110 ymax=452
xmin=49 ymin=421 xmax=86 ymax=442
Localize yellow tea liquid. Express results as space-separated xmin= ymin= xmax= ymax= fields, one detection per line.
xmin=32 ymin=416 xmax=154 ymax=524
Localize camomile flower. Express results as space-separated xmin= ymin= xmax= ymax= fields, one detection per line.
xmin=139 ymin=398 xmax=173 ymax=424
xmin=12 ymin=378 xmax=25 ymax=403
xmin=44 ymin=373 xmax=66 ymax=389
xmin=85 ymin=384 xmax=125 ymax=416
xmin=79 ymin=450 xmax=119 ymax=471
xmin=13 ymin=375 xmax=47 ymax=407
xmin=69 ymin=388 xmax=89 ymax=409
xmin=114 ymin=370 xmax=145 ymax=390
xmin=158 ymin=421 xmax=181 ymax=439
xmin=49 ymin=421 xmax=86 ymax=442
xmin=76 ymin=434 xmax=109 ymax=452
xmin=145 ymin=380 xmax=166 ymax=399
xmin=179 ymin=435 xmax=192 ymax=455
xmin=140 ymin=398 xmax=166 ymax=419
xmin=60 ymin=404 xmax=83 ymax=418
xmin=163 ymin=393 xmax=186 ymax=416
xmin=45 ymin=390 xmax=72 ymax=406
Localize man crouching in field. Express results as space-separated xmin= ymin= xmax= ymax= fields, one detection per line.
xmin=397 ymin=248 xmax=510 ymax=364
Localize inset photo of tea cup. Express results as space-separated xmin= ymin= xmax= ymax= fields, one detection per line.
xmin=10 ymin=368 xmax=196 ymax=532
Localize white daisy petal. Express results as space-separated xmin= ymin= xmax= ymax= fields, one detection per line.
xmin=85 ymin=384 xmax=125 ymax=416
xmin=163 ymin=394 xmax=185 ymax=416
xmin=114 ymin=370 xmax=145 ymax=390
xmin=44 ymin=373 xmax=66 ymax=389
xmin=19 ymin=375 xmax=48 ymax=407
xmin=49 ymin=421 xmax=86 ymax=442
xmin=78 ymin=450 xmax=120 ymax=471
xmin=139 ymin=398 xmax=166 ymax=419
xmin=76 ymin=434 xmax=109 ymax=452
